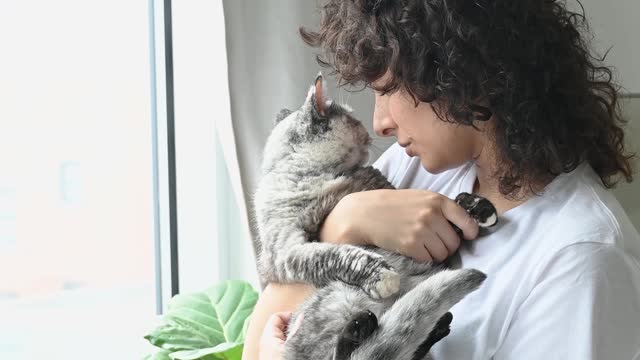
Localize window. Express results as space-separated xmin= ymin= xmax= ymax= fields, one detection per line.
xmin=0 ymin=1 xmax=156 ymax=357
xmin=0 ymin=1 xmax=259 ymax=357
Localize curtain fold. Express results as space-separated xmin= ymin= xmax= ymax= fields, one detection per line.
xmin=209 ymin=1 xmax=259 ymax=287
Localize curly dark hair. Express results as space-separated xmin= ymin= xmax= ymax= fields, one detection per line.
xmin=300 ymin=0 xmax=634 ymax=197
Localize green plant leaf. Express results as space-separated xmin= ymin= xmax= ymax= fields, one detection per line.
xmin=143 ymin=349 xmax=172 ymax=360
xmin=144 ymin=280 xmax=258 ymax=355
xmin=169 ymin=342 xmax=243 ymax=360
xmin=144 ymin=323 xmax=212 ymax=351
xmin=166 ymin=280 xmax=258 ymax=344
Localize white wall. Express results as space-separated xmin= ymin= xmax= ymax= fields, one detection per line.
xmin=578 ymin=0 xmax=640 ymax=93
xmin=613 ymin=97 xmax=640 ymax=229
xmin=578 ymin=0 xmax=640 ymax=227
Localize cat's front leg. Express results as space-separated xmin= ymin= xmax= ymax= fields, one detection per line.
xmin=282 ymin=242 xmax=401 ymax=299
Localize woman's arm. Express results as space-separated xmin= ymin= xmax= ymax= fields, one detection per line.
xmin=320 ymin=189 xmax=479 ymax=262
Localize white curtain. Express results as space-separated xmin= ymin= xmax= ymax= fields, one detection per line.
xmin=167 ymin=1 xmax=261 ymax=291
xmin=206 ymin=1 xmax=260 ymax=288
xmin=220 ymin=0 xmax=394 ymax=287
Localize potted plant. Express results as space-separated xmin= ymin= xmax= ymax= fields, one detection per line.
xmin=144 ymin=280 xmax=258 ymax=360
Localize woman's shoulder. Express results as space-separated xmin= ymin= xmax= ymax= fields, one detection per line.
xmin=530 ymin=162 xmax=640 ymax=260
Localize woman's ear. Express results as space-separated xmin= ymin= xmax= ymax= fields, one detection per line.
xmin=470 ymin=104 xmax=492 ymax=122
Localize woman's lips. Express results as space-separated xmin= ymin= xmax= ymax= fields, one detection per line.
xmin=399 ymin=142 xmax=415 ymax=157
xmin=404 ymin=145 xmax=415 ymax=157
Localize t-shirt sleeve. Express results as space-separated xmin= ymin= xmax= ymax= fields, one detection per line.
xmin=493 ymin=242 xmax=640 ymax=360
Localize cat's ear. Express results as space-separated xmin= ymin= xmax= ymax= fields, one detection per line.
xmin=314 ymin=74 xmax=328 ymax=116
xmin=274 ymin=108 xmax=292 ymax=125
xmin=304 ymin=73 xmax=331 ymax=117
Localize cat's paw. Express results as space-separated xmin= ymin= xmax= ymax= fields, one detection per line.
xmin=344 ymin=310 xmax=379 ymax=342
xmin=455 ymin=192 xmax=498 ymax=228
xmin=414 ymin=312 xmax=453 ymax=360
xmin=335 ymin=311 xmax=379 ymax=360
xmin=363 ymin=267 xmax=401 ymax=299
xmin=342 ymin=247 xmax=400 ymax=299
xmin=429 ymin=312 xmax=453 ymax=344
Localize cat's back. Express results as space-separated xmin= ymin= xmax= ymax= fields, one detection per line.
xmin=254 ymin=168 xmax=338 ymax=226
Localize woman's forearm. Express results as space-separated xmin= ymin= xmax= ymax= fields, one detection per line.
xmin=318 ymin=193 xmax=369 ymax=245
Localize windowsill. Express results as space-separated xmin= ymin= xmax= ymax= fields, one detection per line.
xmin=0 ymin=284 xmax=158 ymax=358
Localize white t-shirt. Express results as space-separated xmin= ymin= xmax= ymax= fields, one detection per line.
xmin=373 ymin=143 xmax=640 ymax=360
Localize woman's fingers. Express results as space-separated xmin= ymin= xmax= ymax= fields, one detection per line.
xmin=419 ymin=243 xmax=433 ymax=263
xmin=410 ymin=227 xmax=448 ymax=263
xmin=264 ymin=312 xmax=291 ymax=343
xmin=432 ymin=215 xmax=462 ymax=256
xmin=427 ymin=233 xmax=451 ymax=263
xmin=440 ymin=197 xmax=479 ymax=240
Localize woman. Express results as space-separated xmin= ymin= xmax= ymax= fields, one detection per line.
xmin=245 ymin=0 xmax=640 ymax=358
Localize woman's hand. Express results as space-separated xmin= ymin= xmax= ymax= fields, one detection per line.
xmin=320 ymin=189 xmax=479 ymax=262
xmin=258 ymin=312 xmax=303 ymax=360
xmin=258 ymin=312 xmax=289 ymax=360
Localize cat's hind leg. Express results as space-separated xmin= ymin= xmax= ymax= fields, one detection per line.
xmin=284 ymin=283 xmax=384 ymax=360
xmin=412 ymin=312 xmax=453 ymax=360
xmin=350 ymin=268 xmax=486 ymax=360
xmin=334 ymin=310 xmax=379 ymax=360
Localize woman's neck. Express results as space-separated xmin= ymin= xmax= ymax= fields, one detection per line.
xmin=472 ymin=171 xmax=524 ymax=215
xmin=472 ymin=161 xmax=554 ymax=215
xmin=469 ymin=121 xmax=553 ymax=215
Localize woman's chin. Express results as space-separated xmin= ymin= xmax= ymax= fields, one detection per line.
xmin=420 ymin=158 xmax=449 ymax=175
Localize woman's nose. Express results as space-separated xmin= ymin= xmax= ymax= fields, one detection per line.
xmin=374 ymin=123 xmax=395 ymax=137
xmin=373 ymin=95 xmax=396 ymax=137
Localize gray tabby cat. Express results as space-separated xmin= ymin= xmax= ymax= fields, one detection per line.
xmin=254 ymin=75 xmax=402 ymax=299
xmin=254 ymin=75 xmax=497 ymax=359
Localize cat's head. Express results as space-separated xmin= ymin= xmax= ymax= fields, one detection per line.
xmin=261 ymin=74 xmax=371 ymax=174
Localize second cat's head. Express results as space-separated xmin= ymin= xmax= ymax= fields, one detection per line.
xmin=262 ymin=74 xmax=371 ymax=174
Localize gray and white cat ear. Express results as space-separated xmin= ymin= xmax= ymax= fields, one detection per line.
xmin=305 ymin=73 xmax=332 ymax=117
xmin=274 ymin=108 xmax=293 ymax=125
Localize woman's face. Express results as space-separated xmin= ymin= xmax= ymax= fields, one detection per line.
xmin=373 ymin=88 xmax=484 ymax=174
